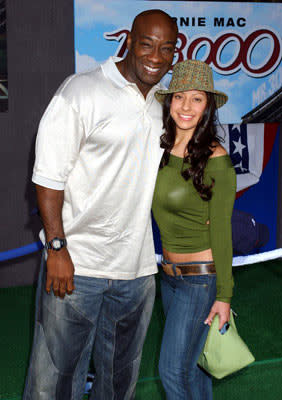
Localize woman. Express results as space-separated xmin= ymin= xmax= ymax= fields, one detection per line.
xmin=152 ymin=60 xmax=236 ymax=399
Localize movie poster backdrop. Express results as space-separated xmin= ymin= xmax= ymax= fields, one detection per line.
xmin=74 ymin=2 xmax=281 ymax=255
xmin=74 ymin=1 xmax=282 ymax=124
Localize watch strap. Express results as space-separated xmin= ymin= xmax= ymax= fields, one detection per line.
xmin=45 ymin=237 xmax=67 ymax=251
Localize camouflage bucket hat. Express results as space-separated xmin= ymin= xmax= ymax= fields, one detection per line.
xmin=155 ymin=59 xmax=228 ymax=108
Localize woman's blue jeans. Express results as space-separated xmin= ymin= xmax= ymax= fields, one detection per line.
xmin=23 ymin=253 xmax=155 ymax=400
xmin=159 ymin=269 xmax=216 ymax=400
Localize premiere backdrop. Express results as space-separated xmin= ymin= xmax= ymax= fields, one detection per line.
xmin=75 ymin=1 xmax=281 ymax=254
xmin=75 ymin=1 xmax=282 ymax=124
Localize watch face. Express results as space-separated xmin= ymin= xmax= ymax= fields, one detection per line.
xmin=52 ymin=239 xmax=61 ymax=249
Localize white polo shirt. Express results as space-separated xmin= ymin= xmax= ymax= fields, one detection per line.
xmin=32 ymin=57 xmax=164 ymax=279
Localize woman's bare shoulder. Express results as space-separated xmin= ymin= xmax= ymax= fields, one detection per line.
xmin=210 ymin=143 xmax=227 ymax=158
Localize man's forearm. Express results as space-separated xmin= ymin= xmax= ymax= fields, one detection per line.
xmin=36 ymin=184 xmax=75 ymax=298
xmin=36 ymin=184 xmax=65 ymax=241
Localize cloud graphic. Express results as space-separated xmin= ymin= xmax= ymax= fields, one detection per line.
xmin=268 ymin=6 xmax=282 ymax=26
xmin=218 ymin=102 xmax=242 ymax=125
xmin=75 ymin=1 xmax=119 ymax=28
xmin=75 ymin=1 xmax=144 ymax=29
xmin=215 ymin=78 xmax=236 ymax=91
xmin=228 ymin=2 xmax=253 ymax=17
xmin=215 ymin=72 xmax=249 ymax=92
xmin=175 ymin=2 xmax=213 ymax=15
xmin=75 ymin=50 xmax=100 ymax=73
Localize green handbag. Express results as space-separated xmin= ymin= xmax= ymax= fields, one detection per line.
xmin=198 ymin=312 xmax=255 ymax=379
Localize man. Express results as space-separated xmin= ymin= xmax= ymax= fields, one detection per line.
xmin=23 ymin=9 xmax=178 ymax=400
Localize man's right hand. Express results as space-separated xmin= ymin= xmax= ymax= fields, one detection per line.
xmin=46 ymin=248 xmax=75 ymax=298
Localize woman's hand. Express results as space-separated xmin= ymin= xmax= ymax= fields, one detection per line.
xmin=204 ymin=301 xmax=231 ymax=330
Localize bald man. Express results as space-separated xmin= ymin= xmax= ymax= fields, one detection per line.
xmin=23 ymin=9 xmax=178 ymax=400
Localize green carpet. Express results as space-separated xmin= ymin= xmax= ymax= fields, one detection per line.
xmin=0 ymin=260 xmax=282 ymax=399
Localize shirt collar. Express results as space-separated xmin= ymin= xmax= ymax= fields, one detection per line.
xmin=101 ymin=56 xmax=166 ymax=94
xmin=101 ymin=56 xmax=129 ymax=89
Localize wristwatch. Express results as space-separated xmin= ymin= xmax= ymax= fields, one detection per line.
xmin=45 ymin=237 xmax=67 ymax=251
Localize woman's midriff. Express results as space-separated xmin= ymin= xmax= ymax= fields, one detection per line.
xmin=162 ymin=248 xmax=213 ymax=263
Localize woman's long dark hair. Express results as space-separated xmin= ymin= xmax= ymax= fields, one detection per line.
xmin=160 ymin=92 xmax=221 ymax=201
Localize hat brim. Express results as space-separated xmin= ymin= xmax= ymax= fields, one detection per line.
xmin=155 ymin=86 xmax=228 ymax=108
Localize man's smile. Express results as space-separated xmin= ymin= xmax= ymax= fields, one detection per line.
xmin=143 ymin=64 xmax=161 ymax=74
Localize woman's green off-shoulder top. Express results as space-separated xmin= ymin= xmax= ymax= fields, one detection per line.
xmin=152 ymin=153 xmax=236 ymax=303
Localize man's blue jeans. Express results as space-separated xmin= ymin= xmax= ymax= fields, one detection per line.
xmin=23 ymin=253 xmax=155 ymax=400
xmin=159 ymin=270 xmax=216 ymax=400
